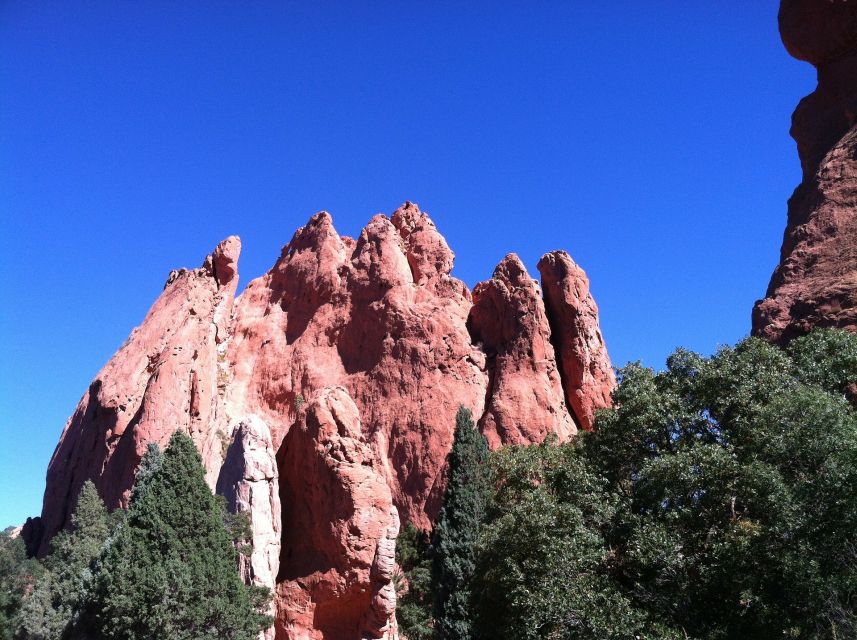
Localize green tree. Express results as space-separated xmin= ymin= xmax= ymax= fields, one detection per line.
xmin=472 ymin=439 xmax=681 ymax=640
xmin=581 ymin=331 xmax=857 ymax=639
xmin=0 ymin=530 xmax=41 ymax=640
xmin=432 ymin=406 xmax=490 ymax=640
xmin=86 ymin=431 xmax=269 ymax=640
xmin=15 ymin=481 xmax=110 ymax=640
xmin=788 ymin=328 xmax=857 ymax=402
xmin=395 ymin=523 xmax=435 ymax=640
xmin=129 ymin=442 xmax=163 ymax=504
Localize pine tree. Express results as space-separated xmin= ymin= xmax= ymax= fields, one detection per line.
xmin=15 ymin=480 xmax=109 ymax=640
xmin=86 ymin=431 xmax=269 ymax=640
xmin=432 ymin=406 xmax=490 ymax=640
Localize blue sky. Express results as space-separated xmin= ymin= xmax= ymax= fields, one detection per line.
xmin=0 ymin=1 xmax=814 ymax=527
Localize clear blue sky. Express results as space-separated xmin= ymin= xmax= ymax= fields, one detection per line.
xmin=0 ymin=1 xmax=814 ymax=528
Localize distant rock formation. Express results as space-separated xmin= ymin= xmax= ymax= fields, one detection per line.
xmin=31 ymin=202 xmax=614 ymax=638
xmin=753 ymin=0 xmax=857 ymax=343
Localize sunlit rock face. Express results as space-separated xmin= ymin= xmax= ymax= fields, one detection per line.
xmin=33 ymin=202 xmax=614 ymax=638
xmin=753 ymin=0 xmax=857 ymax=343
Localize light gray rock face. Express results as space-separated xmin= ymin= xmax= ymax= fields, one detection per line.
xmin=217 ymin=415 xmax=281 ymax=640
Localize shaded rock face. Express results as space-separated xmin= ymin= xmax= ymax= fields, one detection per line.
xmin=752 ymin=0 xmax=857 ymax=343
xmin=35 ymin=203 xmax=614 ymax=638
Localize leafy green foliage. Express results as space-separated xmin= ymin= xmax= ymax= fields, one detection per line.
xmin=85 ymin=431 xmax=270 ymax=640
xmin=15 ymin=480 xmax=110 ymax=640
xmin=580 ymin=331 xmax=857 ymax=639
xmin=473 ymin=439 xmax=681 ymax=640
xmin=0 ymin=531 xmax=41 ymax=640
xmin=396 ymin=523 xmax=435 ymax=640
xmin=470 ymin=329 xmax=857 ymax=639
xmin=788 ymin=328 xmax=857 ymax=401
xmin=432 ymin=406 xmax=490 ymax=640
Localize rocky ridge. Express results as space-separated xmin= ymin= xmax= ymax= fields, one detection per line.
xmin=30 ymin=203 xmax=615 ymax=639
xmin=753 ymin=0 xmax=857 ymax=343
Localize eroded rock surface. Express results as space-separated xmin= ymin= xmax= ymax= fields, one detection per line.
xmin=538 ymin=251 xmax=616 ymax=432
xmin=276 ymin=388 xmax=399 ymax=640
xmin=35 ymin=203 xmax=614 ymax=638
xmin=468 ymin=254 xmax=576 ymax=447
xmin=38 ymin=236 xmax=241 ymax=555
xmin=753 ymin=0 xmax=857 ymax=343
xmin=216 ymin=415 xmax=281 ymax=640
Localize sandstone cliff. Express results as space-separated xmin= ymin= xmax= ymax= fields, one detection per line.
xmin=31 ymin=203 xmax=614 ymax=639
xmin=753 ymin=0 xmax=857 ymax=343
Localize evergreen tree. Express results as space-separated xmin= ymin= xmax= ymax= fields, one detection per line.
xmin=432 ymin=406 xmax=490 ymax=640
xmin=15 ymin=481 xmax=109 ymax=640
xmin=395 ymin=523 xmax=435 ymax=640
xmin=86 ymin=431 xmax=269 ymax=640
xmin=0 ymin=530 xmax=41 ymax=640
xmin=129 ymin=442 xmax=163 ymax=504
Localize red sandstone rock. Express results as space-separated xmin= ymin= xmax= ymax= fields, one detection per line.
xmin=753 ymin=1 xmax=857 ymax=343
xmin=538 ymin=251 xmax=616 ymax=431
xmin=276 ymin=388 xmax=399 ymax=639
xmin=468 ymin=254 xmax=576 ymax=447
xmin=35 ymin=203 xmax=615 ymax=638
xmin=38 ymin=236 xmax=241 ymax=555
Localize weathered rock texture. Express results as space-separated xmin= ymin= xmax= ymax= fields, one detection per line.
xmin=276 ymin=388 xmax=399 ymax=640
xmin=216 ymin=416 xmax=281 ymax=640
xmin=32 ymin=203 xmax=614 ymax=638
xmin=468 ymin=254 xmax=576 ymax=447
xmin=539 ymin=251 xmax=616 ymax=432
xmin=753 ymin=0 xmax=857 ymax=343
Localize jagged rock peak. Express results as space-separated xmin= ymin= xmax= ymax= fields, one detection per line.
xmin=538 ymin=250 xmax=616 ymax=432
xmin=752 ymin=0 xmax=857 ymax=343
xmin=469 ymin=252 xmax=577 ymax=447
xmin=34 ymin=203 xmax=615 ymax=639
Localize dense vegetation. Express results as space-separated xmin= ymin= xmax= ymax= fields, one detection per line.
xmin=1 ymin=432 xmax=269 ymax=640
xmin=399 ymin=329 xmax=857 ymax=640
xmin=431 ymin=407 xmax=491 ymax=640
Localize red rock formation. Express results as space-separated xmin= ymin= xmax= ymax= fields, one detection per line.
xmin=752 ymin=0 xmax=857 ymax=343
xmin=38 ymin=236 xmax=241 ymax=555
xmin=34 ymin=202 xmax=615 ymax=638
xmin=538 ymin=251 xmax=616 ymax=431
xmin=468 ymin=254 xmax=576 ymax=447
xmin=276 ymin=388 xmax=398 ymax=640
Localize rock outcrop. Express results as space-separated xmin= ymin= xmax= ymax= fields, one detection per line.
xmin=468 ymin=254 xmax=576 ymax=446
xmin=38 ymin=235 xmax=241 ymax=553
xmin=538 ymin=251 xmax=616 ymax=432
xmin=216 ymin=416 xmax=281 ymax=640
xmin=276 ymin=388 xmax=399 ymax=640
xmin=33 ymin=202 xmax=615 ymax=638
xmin=752 ymin=0 xmax=857 ymax=343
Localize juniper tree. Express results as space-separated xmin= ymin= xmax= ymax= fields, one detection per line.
xmin=15 ymin=481 xmax=109 ymax=640
xmin=432 ymin=406 xmax=490 ymax=640
xmin=85 ymin=431 xmax=269 ymax=640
